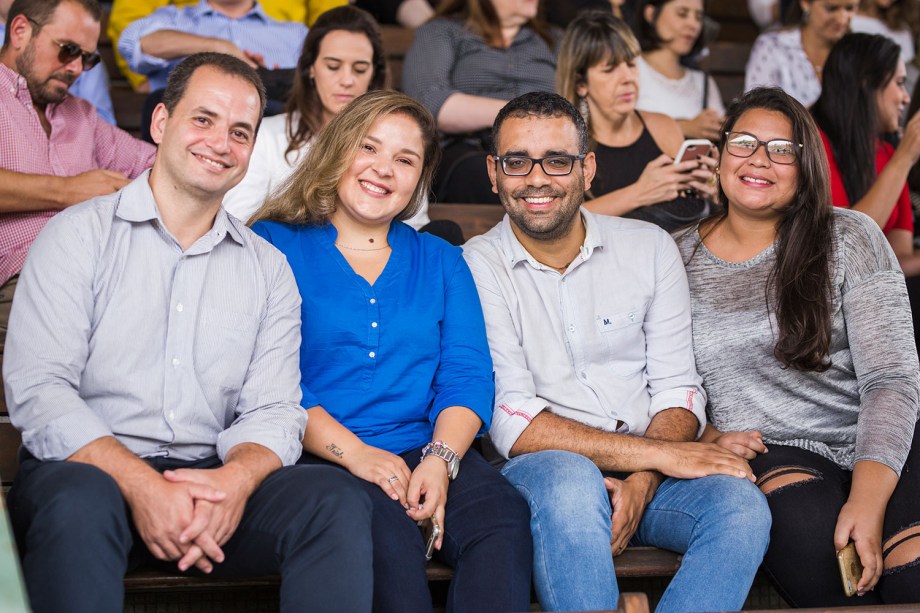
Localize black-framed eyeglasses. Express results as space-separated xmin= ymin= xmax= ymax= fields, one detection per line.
xmin=494 ymin=154 xmax=586 ymax=177
xmin=26 ymin=17 xmax=101 ymax=71
xmin=724 ymin=131 xmax=802 ymax=165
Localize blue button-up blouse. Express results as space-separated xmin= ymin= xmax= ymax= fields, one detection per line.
xmin=252 ymin=219 xmax=495 ymax=454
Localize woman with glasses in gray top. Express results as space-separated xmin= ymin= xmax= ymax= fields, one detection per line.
xmin=675 ymin=87 xmax=920 ymax=607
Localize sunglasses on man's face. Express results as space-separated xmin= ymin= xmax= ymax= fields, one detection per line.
xmin=27 ymin=18 xmax=101 ymax=71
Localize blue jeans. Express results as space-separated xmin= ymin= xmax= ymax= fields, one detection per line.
xmin=501 ymin=450 xmax=771 ymax=613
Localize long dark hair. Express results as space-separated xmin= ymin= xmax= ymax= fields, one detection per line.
xmin=436 ymin=0 xmax=555 ymax=49
xmin=702 ymin=87 xmax=834 ymax=371
xmin=812 ymin=33 xmax=900 ymax=205
xmin=283 ymin=6 xmax=386 ymax=161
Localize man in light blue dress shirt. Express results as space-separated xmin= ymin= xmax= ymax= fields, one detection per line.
xmin=117 ymin=0 xmax=307 ymax=92
xmin=3 ymin=52 xmax=372 ymax=613
xmin=463 ymin=92 xmax=772 ymax=613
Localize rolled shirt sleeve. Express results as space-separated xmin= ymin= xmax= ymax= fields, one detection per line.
xmin=5 ymin=211 xmax=114 ymax=460
xmin=117 ymin=5 xmax=179 ymax=76
xmin=216 ymin=251 xmax=307 ymax=466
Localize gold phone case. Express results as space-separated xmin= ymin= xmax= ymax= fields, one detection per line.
xmin=837 ymin=542 xmax=863 ymax=597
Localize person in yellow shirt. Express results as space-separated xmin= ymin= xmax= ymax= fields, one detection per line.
xmin=108 ymin=0 xmax=346 ymax=91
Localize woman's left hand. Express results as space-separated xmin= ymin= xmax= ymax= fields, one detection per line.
xmin=686 ymin=151 xmax=720 ymax=202
xmin=834 ymin=498 xmax=885 ymax=595
xmin=406 ymin=456 xmax=450 ymax=551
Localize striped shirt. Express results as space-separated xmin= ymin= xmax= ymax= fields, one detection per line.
xmin=3 ymin=171 xmax=307 ymax=465
xmin=118 ymin=0 xmax=307 ymax=91
xmin=402 ymin=17 xmax=558 ymax=121
xmin=0 ymin=63 xmax=156 ymax=286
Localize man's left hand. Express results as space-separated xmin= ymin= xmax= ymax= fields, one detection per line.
xmin=164 ymin=464 xmax=255 ymax=569
xmin=606 ymin=472 xmax=656 ymax=556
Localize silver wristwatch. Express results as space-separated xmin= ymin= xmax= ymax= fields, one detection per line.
xmin=420 ymin=441 xmax=460 ymax=480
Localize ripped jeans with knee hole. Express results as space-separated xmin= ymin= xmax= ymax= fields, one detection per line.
xmin=750 ymin=419 xmax=920 ymax=607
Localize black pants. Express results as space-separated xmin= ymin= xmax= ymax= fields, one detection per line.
xmin=298 ymin=447 xmax=532 ymax=613
xmin=751 ymin=420 xmax=920 ymax=607
xmin=9 ymin=452 xmax=374 ymax=613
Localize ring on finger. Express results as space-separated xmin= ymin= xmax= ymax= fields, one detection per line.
xmin=387 ymin=475 xmax=399 ymax=484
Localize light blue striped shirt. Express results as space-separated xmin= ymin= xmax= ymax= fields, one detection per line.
xmin=3 ymin=171 xmax=307 ymax=465
xmin=118 ymin=0 xmax=307 ymax=91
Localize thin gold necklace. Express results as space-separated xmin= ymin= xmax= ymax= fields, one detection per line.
xmin=335 ymin=242 xmax=391 ymax=252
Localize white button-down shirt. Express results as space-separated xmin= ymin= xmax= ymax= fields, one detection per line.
xmin=463 ymin=209 xmax=706 ymax=459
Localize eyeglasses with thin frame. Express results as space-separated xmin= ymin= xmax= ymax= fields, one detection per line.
xmin=26 ymin=17 xmax=101 ymax=71
xmin=494 ymin=154 xmax=586 ymax=177
xmin=724 ymin=131 xmax=802 ymax=165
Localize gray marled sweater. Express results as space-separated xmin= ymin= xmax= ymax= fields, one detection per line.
xmin=675 ymin=207 xmax=920 ymax=475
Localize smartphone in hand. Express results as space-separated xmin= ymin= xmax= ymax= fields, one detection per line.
xmin=674 ymin=139 xmax=713 ymax=165
xmin=837 ymin=541 xmax=863 ymax=597
xmin=418 ymin=517 xmax=441 ymax=561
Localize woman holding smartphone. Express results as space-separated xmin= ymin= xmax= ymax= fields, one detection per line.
xmin=675 ymin=86 xmax=920 ymax=607
xmin=249 ymin=90 xmax=532 ymax=613
xmin=558 ymin=10 xmax=717 ymax=230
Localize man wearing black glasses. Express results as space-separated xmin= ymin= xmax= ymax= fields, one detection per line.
xmin=0 ymin=0 xmax=155 ymax=415
xmin=463 ymin=91 xmax=772 ymax=613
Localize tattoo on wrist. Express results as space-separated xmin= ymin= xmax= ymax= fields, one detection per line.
xmin=326 ymin=443 xmax=344 ymax=459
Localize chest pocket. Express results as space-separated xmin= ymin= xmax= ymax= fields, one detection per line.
xmin=596 ymin=303 xmax=647 ymax=378
xmin=196 ymin=306 xmax=259 ymax=390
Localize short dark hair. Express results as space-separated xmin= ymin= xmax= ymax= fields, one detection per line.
xmin=161 ymin=52 xmax=268 ymax=130
xmin=491 ymin=91 xmax=589 ymax=155
xmin=4 ymin=0 xmax=103 ymax=48
xmin=632 ymin=0 xmax=707 ymax=59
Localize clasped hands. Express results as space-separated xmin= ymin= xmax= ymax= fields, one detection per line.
xmin=127 ymin=464 xmax=252 ymax=574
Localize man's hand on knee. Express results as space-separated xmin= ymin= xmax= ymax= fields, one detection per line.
xmin=654 ymin=441 xmax=756 ymax=481
xmin=606 ymin=472 xmax=656 ymax=556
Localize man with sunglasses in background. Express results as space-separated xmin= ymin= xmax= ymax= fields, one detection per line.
xmin=0 ymin=0 xmax=115 ymax=124
xmin=0 ymin=0 xmax=155 ymax=416
xmin=463 ymin=91 xmax=772 ymax=613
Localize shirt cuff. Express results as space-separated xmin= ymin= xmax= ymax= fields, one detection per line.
xmin=216 ymin=407 xmax=307 ymax=466
xmin=488 ymin=396 xmax=549 ymax=459
xmin=648 ymin=388 xmax=707 ymax=439
xmin=21 ymin=409 xmax=114 ymax=462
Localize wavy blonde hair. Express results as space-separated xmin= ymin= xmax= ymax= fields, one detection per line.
xmin=250 ymin=90 xmax=440 ymax=226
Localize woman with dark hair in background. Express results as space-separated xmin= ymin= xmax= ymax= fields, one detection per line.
xmin=557 ymin=10 xmax=717 ymax=229
xmin=745 ymin=0 xmax=857 ymax=108
xmin=402 ymin=0 xmax=558 ymax=203
xmin=632 ymin=0 xmax=725 ymax=140
xmin=223 ymin=7 xmax=433 ymax=225
xmin=813 ymin=33 xmax=920 ymax=275
xmin=250 ymin=90 xmax=533 ymax=612
xmin=676 ymin=86 xmax=920 ymax=607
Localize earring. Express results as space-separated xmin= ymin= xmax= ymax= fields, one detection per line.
xmin=802 ymin=8 xmax=810 ymax=23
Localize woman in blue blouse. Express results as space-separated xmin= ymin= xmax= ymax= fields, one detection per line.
xmin=249 ymin=90 xmax=532 ymax=612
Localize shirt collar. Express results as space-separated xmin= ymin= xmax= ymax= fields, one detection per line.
xmin=498 ymin=207 xmax=604 ymax=270
xmin=198 ymin=0 xmax=268 ymax=22
xmin=0 ymin=61 xmax=59 ymax=110
xmin=115 ymin=170 xmax=246 ymax=247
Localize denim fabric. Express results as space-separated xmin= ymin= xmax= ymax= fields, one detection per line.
xmin=502 ymin=450 xmax=771 ymax=612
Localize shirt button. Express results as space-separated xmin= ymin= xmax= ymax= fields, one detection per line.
xmin=568 ymin=324 xmax=575 ymax=332
xmin=168 ymin=410 xmax=176 ymax=420
xmin=369 ymin=351 xmax=376 ymax=358
xmin=172 ymin=357 xmax=180 ymax=367
xmin=176 ymin=303 xmax=184 ymax=312
xmin=371 ymin=322 xmax=378 ymax=328
xmin=369 ymin=298 xmax=376 ymax=304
